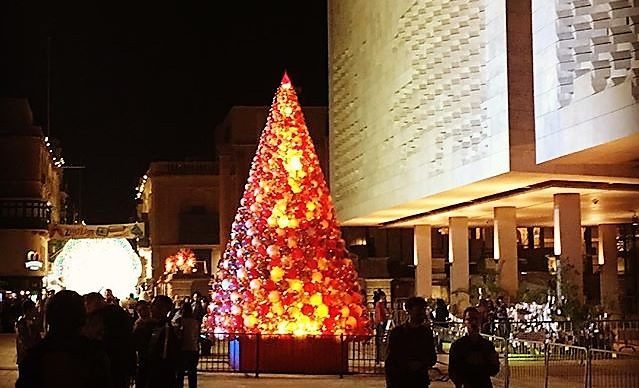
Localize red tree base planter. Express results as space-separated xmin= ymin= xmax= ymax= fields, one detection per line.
xmin=229 ymin=335 xmax=348 ymax=374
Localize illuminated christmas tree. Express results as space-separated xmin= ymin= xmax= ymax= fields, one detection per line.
xmin=208 ymin=73 xmax=370 ymax=337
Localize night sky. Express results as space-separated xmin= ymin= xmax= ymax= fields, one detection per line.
xmin=1 ymin=0 xmax=328 ymax=224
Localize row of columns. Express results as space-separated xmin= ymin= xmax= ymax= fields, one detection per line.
xmin=414 ymin=193 xmax=619 ymax=312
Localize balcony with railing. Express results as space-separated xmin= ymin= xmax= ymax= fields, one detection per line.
xmin=0 ymin=199 xmax=50 ymax=229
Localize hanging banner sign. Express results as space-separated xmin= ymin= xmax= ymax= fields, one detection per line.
xmin=49 ymin=222 xmax=145 ymax=240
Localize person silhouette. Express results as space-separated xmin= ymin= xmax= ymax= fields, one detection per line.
xmin=16 ymin=290 xmax=111 ymax=388
xmin=449 ymin=307 xmax=500 ymax=388
xmin=385 ymin=296 xmax=437 ymax=388
xmin=15 ymin=300 xmax=42 ymax=364
xmin=374 ymin=291 xmax=389 ymax=363
xmin=144 ymin=295 xmax=180 ymax=388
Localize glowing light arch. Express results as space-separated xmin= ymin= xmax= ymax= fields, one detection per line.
xmin=52 ymin=238 xmax=142 ymax=299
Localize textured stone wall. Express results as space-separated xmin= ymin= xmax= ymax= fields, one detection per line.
xmin=556 ymin=0 xmax=638 ymax=106
xmin=533 ymin=0 xmax=639 ymax=162
xmin=329 ymin=0 xmax=510 ymax=221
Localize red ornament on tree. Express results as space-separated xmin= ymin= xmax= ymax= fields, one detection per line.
xmin=208 ymin=73 xmax=370 ymax=337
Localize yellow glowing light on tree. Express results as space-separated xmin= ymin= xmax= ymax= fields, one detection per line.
xmin=277 ymin=217 xmax=290 ymax=228
xmin=289 ymin=155 xmax=302 ymax=171
xmin=316 ymin=304 xmax=329 ymax=318
xmin=309 ymin=293 xmax=323 ymax=306
xmin=272 ymin=303 xmax=284 ymax=315
xmin=288 ymin=279 xmax=303 ymax=292
xmin=270 ymin=266 xmax=285 ymax=282
xmin=244 ymin=315 xmax=257 ymax=328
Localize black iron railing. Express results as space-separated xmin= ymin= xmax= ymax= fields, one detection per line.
xmin=197 ymin=333 xmax=383 ymax=375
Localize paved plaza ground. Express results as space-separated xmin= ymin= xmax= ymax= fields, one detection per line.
xmin=0 ymin=334 xmax=454 ymax=387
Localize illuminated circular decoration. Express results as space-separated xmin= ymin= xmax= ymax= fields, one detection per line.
xmin=52 ymin=238 xmax=142 ymax=299
xmin=164 ymin=248 xmax=197 ymax=274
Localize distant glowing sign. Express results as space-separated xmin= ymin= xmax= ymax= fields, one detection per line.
xmin=25 ymin=251 xmax=43 ymax=271
xmin=52 ymin=238 xmax=142 ymax=298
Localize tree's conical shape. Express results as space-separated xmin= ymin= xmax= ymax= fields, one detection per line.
xmin=208 ymin=74 xmax=370 ymax=336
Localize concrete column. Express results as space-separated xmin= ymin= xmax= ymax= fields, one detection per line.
xmin=414 ymin=225 xmax=432 ymax=299
xmin=494 ymin=207 xmax=518 ymax=299
xmin=449 ymin=217 xmax=470 ymax=311
xmin=553 ymin=193 xmax=584 ymax=303
xmin=598 ymin=224 xmax=619 ymax=314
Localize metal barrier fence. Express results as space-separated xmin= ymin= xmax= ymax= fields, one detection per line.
xmin=546 ymin=342 xmax=588 ymax=388
xmin=589 ymin=349 xmax=639 ymax=388
xmin=432 ymin=321 xmax=466 ymax=345
xmin=481 ymin=335 xmax=511 ymax=388
xmin=586 ymin=320 xmax=639 ymax=352
xmin=502 ymin=338 xmax=544 ymax=388
xmin=198 ymin=334 xmax=239 ymax=374
xmin=369 ymin=308 xmax=638 ymax=351
xmin=481 ymin=336 xmax=639 ymax=388
xmin=195 ymin=328 xmax=639 ymax=386
xmin=485 ymin=319 xmax=639 ymax=351
xmin=346 ymin=335 xmax=384 ymax=374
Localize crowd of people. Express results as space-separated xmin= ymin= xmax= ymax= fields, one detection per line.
xmin=14 ymin=288 xmax=209 ymax=388
xmin=11 ymin=286 xmax=510 ymax=388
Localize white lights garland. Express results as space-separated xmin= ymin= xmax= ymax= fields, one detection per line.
xmin=135 ymin=174 xmax=148 ymax=200
xmin=44 ymin=136 xmax=65 ymax=168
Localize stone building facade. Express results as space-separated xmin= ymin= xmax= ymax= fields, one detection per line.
xmin=0 ymin=98 xmax=65 ymax=292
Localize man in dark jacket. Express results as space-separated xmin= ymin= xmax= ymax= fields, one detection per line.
xmin=144 ymin=295 xmax=180 ymax=388
xmin=385 ymin=296 xmax=437 ymax=388
xmin=16 ymin=290 xmax=111 ymax=388
xmin=449 ymin=307 xmax=501 ymax=388
xmin=82 ymin=292 xmax=136 ymax=388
